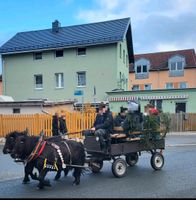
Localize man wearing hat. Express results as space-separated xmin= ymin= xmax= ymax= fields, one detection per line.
xmin=83 ymin=102 xmax=114 ymax=152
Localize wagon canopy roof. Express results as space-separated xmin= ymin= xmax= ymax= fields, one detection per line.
xmin=0 ymin=17 xmax=134 ymax=62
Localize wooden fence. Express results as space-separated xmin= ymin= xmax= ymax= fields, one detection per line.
xmin=0 ymin=112 xmax=196 ymax=138
xmin=169 ymin=113 xmax=196 ymax=132
xmin=0 ymin=112 xmax=96 ymax=138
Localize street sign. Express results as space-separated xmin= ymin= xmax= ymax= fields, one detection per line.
xmin=74 ymin=90 xmax=84 ymax=96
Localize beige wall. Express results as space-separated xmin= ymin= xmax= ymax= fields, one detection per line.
xmin=129 ymin=68 xmax=196 ymax=90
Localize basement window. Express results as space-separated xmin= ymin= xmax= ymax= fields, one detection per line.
xmin=13 ymin=108 xmax=20 ymax=114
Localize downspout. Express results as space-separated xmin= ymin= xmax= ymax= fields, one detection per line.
xmin=1 ymin=56 xmax=6 ymax=95
xmin=40 ymin=104 xmax=50 ymax=115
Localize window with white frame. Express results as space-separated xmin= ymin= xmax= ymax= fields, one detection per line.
xmin=34 ymin=74 xmax=43 ymax=89
xmin=144 ymin=84 xmax=152 ymax=90
xmin=77 ymin=71 xmax=86 ymax=86
xmin=165 ymin=82 xmax=173 ymax=89
xmin=170 ymin=61 xmax=183 ymax=71
xmin=55 ymin=73 xmax=64 ymax=88
xmin=169 ymin=55 xmax=185 ymax=71
xmin=136 ymin=65 xmax=147 ymax=73
xmin=179 ymin=82 xmax=187 ymax=88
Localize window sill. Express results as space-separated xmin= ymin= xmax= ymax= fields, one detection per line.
xmin=35 ymin=88 xmax=43 ymax=90
xmin=77 ymin=85 xmax=86 ymax=88
xmin=55 ymin=87 xmax=64 ymax=90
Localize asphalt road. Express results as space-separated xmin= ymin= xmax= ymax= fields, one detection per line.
xmin=0 ymin=135 xmax=196 ymax=198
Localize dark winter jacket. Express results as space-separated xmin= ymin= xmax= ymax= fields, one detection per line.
xmin=94 ymin=111 xmax=114 ymax=134
xmin=114 ymin=113 xmax=126 ymax=126
xmin=59 ymin=117 xmax=68 ymax=134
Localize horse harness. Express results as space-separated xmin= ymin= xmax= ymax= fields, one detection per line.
xmin=25 ymin=136 xmax=75 ymax=170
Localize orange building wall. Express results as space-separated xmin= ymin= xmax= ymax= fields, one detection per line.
xmin=129 ymin=68 xmax=196 ymax=90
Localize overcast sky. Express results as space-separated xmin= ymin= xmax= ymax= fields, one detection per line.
xmin=0 ymin=0 xmax=196 ymax=74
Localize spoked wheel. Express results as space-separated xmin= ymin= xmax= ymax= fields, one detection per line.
xmin=90 ymin=160 xmax=103 ymax=173
xmin=112 ymin=158 xmax=127 ymax=178
xmin=150 ymin=152 xmax=164 ymax=170
xmin=126 ymin=152 xmax=139 ymax=166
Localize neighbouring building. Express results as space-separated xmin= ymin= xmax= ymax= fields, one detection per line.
xmin=107 ymin=88 xmax=196 ymax=113
xmin=129 ymin=49 xmax=196 ymax=91
xmin=108 ymin=49 xmax=196 ymax=114
xmin=0 ymin=18 xmax=134 ymax=104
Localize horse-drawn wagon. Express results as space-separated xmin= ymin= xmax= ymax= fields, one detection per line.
xmin=84 ymin=126 xmax=166 ymax=178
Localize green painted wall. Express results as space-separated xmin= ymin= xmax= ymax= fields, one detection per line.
xmin=107 ymin=88 xmax=196 ymax=113
xmin=3 ymin=44 xmax=120 ymax=102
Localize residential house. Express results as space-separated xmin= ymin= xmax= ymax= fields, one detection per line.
xmin=129 ymin=49 xmax=196 ymax=91
xmin=0 ymin=18 xmax=134 ymax=104
xmin=107 ymin=49 xmax=196 ymax=113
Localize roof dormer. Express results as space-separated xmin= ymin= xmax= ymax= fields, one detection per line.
xmin=168 ymin=55 xmax=186 ymax=77
xmin=134 ymin=58 xmax=150 ymax=79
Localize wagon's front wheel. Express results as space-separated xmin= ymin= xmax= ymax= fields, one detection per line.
xmin=150 ymin=152 xmax=164 ymax=170
xmin=112 ymin=158 xmax=127 ymax=178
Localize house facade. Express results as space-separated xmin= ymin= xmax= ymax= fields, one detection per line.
xmin=0 ymin=18 xmax=134 ymax=103
xmin=129 ymin=49 xmax=196 ymax=91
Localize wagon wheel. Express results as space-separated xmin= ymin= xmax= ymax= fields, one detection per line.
xmin=90 ymin=160 xmax=103 ymax=173
xmin=126 ymin=152 xmax=139 ymax=166
xmin=150 ymin=152 xmax=164 ymax=170
xmin=112 ymin=158 xmax=127 ymax=178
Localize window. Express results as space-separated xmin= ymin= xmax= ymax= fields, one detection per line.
xmin=150 ymin=100 xmax=162 ymax=111
xmin=144 ymin=84 xmax=151 ymax=90
xmin=55 ymin=50 xmax=64 ymax=57
xmin=175 ymin=102 xmax=186 ymax=113
xmin=179 ymin=82 xmax=187 ymax=89
xmin=170 ymin=61 xmax=183 ymax=71
xmin=55 ymin=73 xmax=64 ymax=88
xmin=120 ymin=44 xmax=122 ymax=58
xmin=34 ymin=52 xmax=42 ymax=60
xmin=13 ymin=108 xmax=20 ymax=114
xmin=136 ymin=65 xmax=148 ymax=73
xmin=132 ymin=85 xmax=139 ymax=91
xmin=123 ymin=50 xmax=125 ymax=63
xmin=77 ymin=71 xmax=86 ymax=86
xmin=165 ymin=83 xmax=173 ymax=89
xmin=34 ymin=74 xmax=43 ymax=89
xmin=77 ymin=48 xmax=86 ymax=56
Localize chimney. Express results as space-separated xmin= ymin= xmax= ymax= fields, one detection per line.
xmin=52 ymin=20 xmax=61 ymax=33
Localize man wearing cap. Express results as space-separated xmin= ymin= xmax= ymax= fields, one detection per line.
xmin=114 ymin=107 xmax=127 ymax=126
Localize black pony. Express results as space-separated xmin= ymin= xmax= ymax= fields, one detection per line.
xmin=3 ymin=130 xmax=38 ymax=183
xmin=3 ymin=131 xmax=70 ymax=183
xmin=12 ymin=134 xmax=86 ymax=189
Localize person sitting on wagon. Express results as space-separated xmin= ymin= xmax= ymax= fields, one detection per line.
xmin=83 ymin=102 xmax=114 ymax=152
xmin=114 ymin=107 xmax=127 ymax=127
xmin=122 ymin=101 xmax=143 ymax=137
